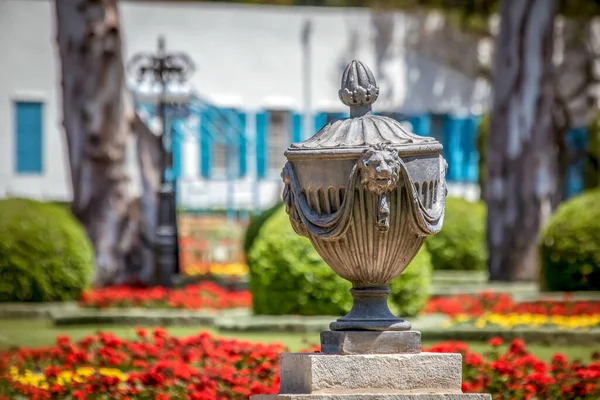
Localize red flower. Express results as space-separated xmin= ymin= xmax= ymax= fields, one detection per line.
xmin=2 ymin=330 xmax=599 ymax=399
xmin=508 ymin=338 xmax=526 ymax=355
xmin=43 ymin=366 xmax=61 ymax=379
xmin=488 ymin=337 xmax=503 ymax=347
xmin=552 ymin=353 xmax=568 ymax=365
xmin=135 ymin=328 xmax=147 ymax=339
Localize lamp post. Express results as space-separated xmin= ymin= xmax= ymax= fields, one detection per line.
xmin=301 ymin=19 xmax=313 ymax=141
xmin=128 ymin=35 xmax=195 ymax=287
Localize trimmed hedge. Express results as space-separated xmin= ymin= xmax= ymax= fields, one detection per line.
xmin=425 ymin=197 xmax=487 ymax=271
xmin=243 ymin=201 xmax=283 ymax=256
xmin=247 ymin=206 xmax=432 ymax=317
xmin=0 ymin=198 xmax=94 ymax=302
xmin=389 ymin=246 xmax=433 ymax=317
xmin=540 ymin=189 xmax=600 ymax=292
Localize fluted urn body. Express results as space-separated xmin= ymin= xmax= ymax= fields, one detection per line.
xmin=282 ymin=60 xmax=447 ymax=331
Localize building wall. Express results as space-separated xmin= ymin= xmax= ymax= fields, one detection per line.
xmin=0 ymin=0 xmax=488 ymax=207
xmin=0 ymin=0 xmax=71 ymax=200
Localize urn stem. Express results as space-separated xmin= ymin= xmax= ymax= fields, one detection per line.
xmin=330 ymin=286 xmax=411 ymax=331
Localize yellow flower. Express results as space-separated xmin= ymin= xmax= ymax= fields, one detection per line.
xmin=451 ymin=312 xmax=600 ymax=330
xmin=98 ymin=367 xmax=128 ymax=381
xmin=454 ymin=314 xmax=470 ymax=323
xmin=9 ymin=367 xmax=130 ymax=389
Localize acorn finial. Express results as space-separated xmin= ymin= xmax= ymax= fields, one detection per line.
xmin=338 ymin=60 xmax=379 ymax=112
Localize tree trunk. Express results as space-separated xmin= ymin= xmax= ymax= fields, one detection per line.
xmin=554 ymin=18 xmax=600 ymax=202
xmin=55 ymin=0 xmax=160 ymax=287
xmin=487 ymin=0 xmax=558 ymax=281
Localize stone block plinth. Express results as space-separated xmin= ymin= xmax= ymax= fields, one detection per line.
xmin=281 ymin=352 xmax=462 ymax=394
xmin=252 ymin=394 xmax=492 ymax=399
xmin=320 ymin=330 xmax=421 ymax=355
xmin=250 ymin=352 xmax=491 ymax=400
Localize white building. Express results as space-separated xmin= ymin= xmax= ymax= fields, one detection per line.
xmin=0 ymin=0 xmax=489 ymax=212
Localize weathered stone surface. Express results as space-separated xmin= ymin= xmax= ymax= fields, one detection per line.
xmin=252 ymin=394 xmax=491 ymax=399
xmin=279 ymin=353 xmax=463 ymax=395
xmin=281 ymin=60 xmax=447 ymax=332
xmin=320 ymin=330 xmax=421 ymax=355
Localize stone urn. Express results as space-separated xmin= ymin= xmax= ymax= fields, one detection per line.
xmin=281 ymin=60 xmax=448 ymax=332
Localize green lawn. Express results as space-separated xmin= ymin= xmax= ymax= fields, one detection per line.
xmin=0 ymin=319 xmax=315 ymax=352
xmin=0 ymin=318 xmax=596 ymax=362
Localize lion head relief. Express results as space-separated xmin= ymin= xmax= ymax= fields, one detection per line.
xmin=358 ymin=143 xmax=402 ymax=195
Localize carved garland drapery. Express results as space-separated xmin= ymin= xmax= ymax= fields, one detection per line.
xmin=282 ymin=145 xmax=447 ymax=241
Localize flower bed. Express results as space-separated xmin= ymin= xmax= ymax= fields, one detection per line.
xmin=182 ymin=263 xmax=249 ymax=278
xmin=79 ymin=282 xmax=251 ymax=310
xmin=1 ymin=332 xmax=599 ymax=399
xmin=79 ymin=287 xmax=600 ymax=330
xmin=0 ymin=329 xmax=282 ymax=399
xmin=424 ymin=293 xmax=600 ymax=317
xmin=431 ymin=338 xmax=600 ymax=399
xmin=426 ymin=293 xmax=600 ymax=330
xmin=451 ymin=313 xmax=600 ymax=331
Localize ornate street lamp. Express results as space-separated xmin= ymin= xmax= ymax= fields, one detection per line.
xmin=128 ymin=36 xmax=195 ymax=287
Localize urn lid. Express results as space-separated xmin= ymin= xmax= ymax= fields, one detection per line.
xmin=286 ymin=60 xmax=442 ymax=159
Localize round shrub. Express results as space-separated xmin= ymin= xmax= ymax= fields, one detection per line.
xmin=425 ymin=197 xmax=487 ymax=271
xmin=389 ymin=247 xmax=433 ymax=317
xmin=243 ymin=201 xmax=283 ymax=256
xmin=540 ymin=189 xmax=600 ymax=291
xmin=0 ymin=198 xmax=94 ymax=302
xmin=247 ymin=206 xmax=432 ymax=317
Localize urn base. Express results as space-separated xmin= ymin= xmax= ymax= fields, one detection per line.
xmin=320 ymin=330 xmax=421 ymax=355
xmin=331 ymin=286 xmax=410 ymax=331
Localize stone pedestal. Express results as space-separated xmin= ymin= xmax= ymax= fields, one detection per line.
xmin=257 ymin=60 xmax=490 ymax=400
xmin=250 ymin=351 xmax=491 ymax=400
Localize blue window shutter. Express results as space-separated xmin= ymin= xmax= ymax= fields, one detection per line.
xmin=200 ymin=111 xmax=212 ymax=179
xmin=14 ymin=101 xmax=43 ymax=174
xmin=292 ymin=112 xmax=302 ymax=143
xmin=462 ymin=116 xmax=481 ymax=184
xmin=256 ymin=111 xmax=269 ymax=179
xmin=238 ymin=110 xmax=247 ymax=178
xmin=430 ymin=114 xmax=446 ymax=155
xmin=409 ymin=113 xmax=431 ymax=137
xmin=315 ymin=112 xmax=327 ymax=131
xmin=565 ymin=127 xmax=588 ymax=198
xmin=443 ymin=115 xmax=464 ymax=182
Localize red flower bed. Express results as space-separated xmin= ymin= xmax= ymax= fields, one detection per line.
xmin=0 ymin=329 xmax=282 ymax=399
xmin=81 ymin=285 xmax=600 ymax=321
xmin=429 ymin=338 xmax=600 ymax=399
xmin=79 ymin=281 xmax=251 ymax=310
xmin=1 ymin=331 xmax=599 ymax=399
xmin=424 ymin=292 xmax=600 ymax=317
